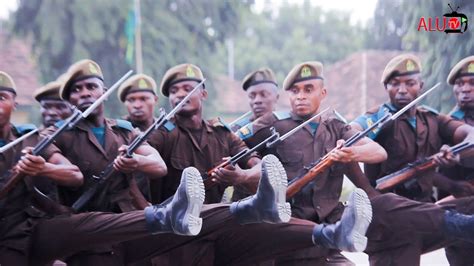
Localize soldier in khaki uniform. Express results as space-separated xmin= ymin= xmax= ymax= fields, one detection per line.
xmin=0 ymin=70 xmax=210 ymax=265
xmin=121 ymin=64 xmax=374 ymax=265
xmin=231 ymin=68 xmax=280 ymax=132
xmin=350 ymin=54 xmax=474 ymax=265
xmin=238 ymin=61 xmax=385 ymax=265
xmin=119 ymin=73 xmax=159 ymax=132
xmin=33 ymin=77 xmax=73 ymax=128
xmin=437 ymin=56 xmax=474 ymax=266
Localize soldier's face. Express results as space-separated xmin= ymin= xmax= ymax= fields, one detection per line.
xmin=124 ymin=91 xmax=157 ymax=123
xmin=168 ymin=80 xmax=207 ymax=116
xmin=288 ymin=79 xmax=326 ymax=117
xmin=247 ymin=83 xmax=279 ymax=118
xmin=453 ymin=76 xmax=474 ymax=109
xmin=385 ymin=74 xmax=423 ymax=109
xmin=68 ymin=77 xmax=105 ymax=116
xmin=0 ymin=91 xmax=15 ymax=126
xmin=40 ymin=99 xmax=73 ymax=127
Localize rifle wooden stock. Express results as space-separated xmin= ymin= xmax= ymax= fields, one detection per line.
xmin=375 ymin=159 xmax=436 ymax=192
xmin=204 ymin=160 xmax=231 ymax=190
xmin=0 ymin=171 xmax=26 ymax=199
xmin=286 ymin=157 xmax=334 ymax=199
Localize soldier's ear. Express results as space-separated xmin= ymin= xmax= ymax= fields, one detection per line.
xmin=419 ymin=80 xmax=424 ymax=90
xmin=153 ymin=95 xmax=159 ymax=103
xmin=201 ymin=88 xmax=208 ymax=100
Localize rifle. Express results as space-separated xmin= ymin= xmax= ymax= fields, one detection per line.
xmin=72 ymin=79 xmax=206 ymax=212
xmin=376 ymin=141 xmax=474 ymax=192
xmin=204 ymin=107 xmax=330 ymax=190
xmin=228 ymin=111 xmax=252 ymax=131
xmin=0 ymin=70 xmax=133 ymax=200
xmin=0 ymin=128 xmax=38 ymax=154
xmin=285 ymin=83 xmax=441 ymax=199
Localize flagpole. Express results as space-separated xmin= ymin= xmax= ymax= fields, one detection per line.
xmin=134 ymin=0 xmax=143 ymax=73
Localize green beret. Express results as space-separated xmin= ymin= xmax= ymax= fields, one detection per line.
xmin=159 ymin=63 xmax=204 ymax=97
xmin=381 ymin=54 xmax=421 ymax=85
xmin=447 ymin=55 xmax=474 ymax=85
xmin=242 ymin=67 xmax=278 ymax=91
xmin=0 ymin=71 xmax=17 ymax=95
xmin=282 ymin=61 xmax=324 ymax=91
xmin=60 ymin=59 xmax=104 ymax=100
xmin=118 ymin=73 xmax=157 ymax=102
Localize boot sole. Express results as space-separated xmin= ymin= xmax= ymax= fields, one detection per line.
xmin=262 ymin=154 xmax=292 ymax=223
xmin=180 ymin=167 xmax=205 ymax=236
xmin=345 ymin=188 xmax=372 ymax=252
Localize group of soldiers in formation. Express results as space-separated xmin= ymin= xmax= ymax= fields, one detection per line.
xmin=0 ymin=53 xmax=474 ymax=266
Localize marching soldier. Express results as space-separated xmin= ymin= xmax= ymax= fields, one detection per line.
xmin=237 ymin=61 xmax=384 ymax=265
xmin=122 ymin=64 xmax=374 ymax=265
xmin=231 ymin=67 xmax=279 ymax=132
xmin=437 ymin=55 xmax=474 ymax=266
xmin=33 ymin=78 xmax=73 ymax=128
xmin=350 ymin=54 xmax=474 ymax=265
xmin=0 ymin=70 xmax=207 ymax=265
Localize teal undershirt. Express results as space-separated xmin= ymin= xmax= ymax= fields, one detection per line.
xmin=91 ymin=127 xmax=106 ymax=147
xmin=0 ymin=139 xmax=5 ymax=148
xmin=407 ymin=117 xmax=417 ymax=130
xmin=309 ymin=122 xmax=319 ymax=136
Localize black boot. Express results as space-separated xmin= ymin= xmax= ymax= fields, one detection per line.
xmin=230 ymin=154 xmax=291 ymax=224
xmin=313 ymin=188 xmax=372 ymax=252
xmin=145 ymin=167 xmax=205 ymax=236
xmin=443 ymin=210 xmax=474 ymax=243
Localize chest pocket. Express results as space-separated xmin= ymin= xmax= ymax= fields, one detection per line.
xmin=170 ymin=156 xmax=192 ymax=171
xmin=277 ymin=146 xmax=304 ymax=179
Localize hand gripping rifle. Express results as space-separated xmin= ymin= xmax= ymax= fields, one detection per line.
xmin=204 ymin=107 xmax=330 ymax=190
xmin=71 ymin=79 xmax=206 ymax=212
xmin=376 ymin=141 xmax=474 ymax=192
xmin=286 ymin=83 xmax=441 ymax=199
xmin=0 ymin=70 xmax=134 ymax=200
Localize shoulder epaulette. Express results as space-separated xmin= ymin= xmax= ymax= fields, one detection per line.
xmin=215 ymin=117 xmax=232 ymax=131
xmin=13 ymin=124 xmax=37 ymax=135
xmin=115 ymin=119 xmax=133 ymax=131
xmin=273 ymin=110 xmax=291 ymax=120
xmin=450 ymin=108 xmax=465 ymax=120
xmin=163 ymin=121 xmax=176 ymax=132
xmin=236 ymin=123 xmax=254 ymax=140
xmin=419 ymin=105 xmax=439 ymax=115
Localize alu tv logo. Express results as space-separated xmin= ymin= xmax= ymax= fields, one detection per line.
xmin=417 ymin=4 xmax=468 ymax=33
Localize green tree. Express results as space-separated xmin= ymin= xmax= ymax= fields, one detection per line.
xmin=12 ymin=0 xmax=248 ymax=116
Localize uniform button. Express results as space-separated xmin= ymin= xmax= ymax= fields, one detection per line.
xmin=316 ymin=206 xmax=321 ymax=209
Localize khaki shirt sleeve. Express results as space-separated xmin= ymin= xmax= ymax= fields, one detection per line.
xmin=437 ymin=114 xmax=465 ymax=143
xmin=331 ymin=118 xmax=356 ymax=140
xmin=36 ymin=127 xmax=61 ymax=160
xmin=147 ymin=128 xmax=167 ymax=155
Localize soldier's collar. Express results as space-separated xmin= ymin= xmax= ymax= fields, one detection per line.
xmin=449 ymin=106 xmax=465 ymax=120
xmin=289 ymin=112 xmax=323 ymax=123
xmin=174 ymin=116 xmax=213 ymax=133
xmin=6 ymin=124 xmax=16 ymax=141
xmin=383 ymin=102 xmax=398 ymax=113
xmin=74 ymin=118 xmax=110 ymax=132
xmin=202 ymin=119 xmax=216 ymax=133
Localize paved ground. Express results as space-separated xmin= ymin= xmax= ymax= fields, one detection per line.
xmin=343 ymin=249 xmax=449 ymax=265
